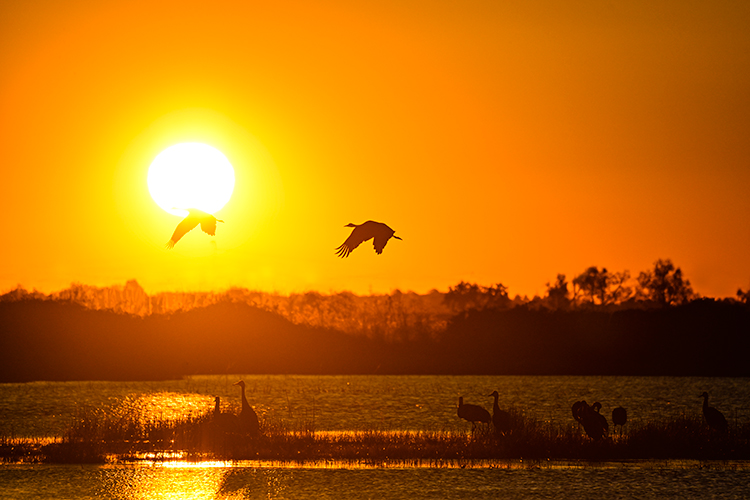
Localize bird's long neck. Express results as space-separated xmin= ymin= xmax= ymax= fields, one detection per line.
xmin=492 ymin=394 xmax=500 ymax=413
xmin=214 ymin=398 xmax=220 ymax=415
xmin=703 ymin=394 xmax=709 ymax=410
xmin=458 ymin=397 xmax=463 ymax=408
xmin=241 ymin=385 xmax=251 ymax=411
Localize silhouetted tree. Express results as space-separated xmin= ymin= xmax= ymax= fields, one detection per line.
xmin=572 ymin=267 xmax=609 ymax=305
xmin=545 ymin=274 xmax=570 ymax=310
xmin=636 ymin=259 xmax=694 ymax=306
xmin=444 ymin=281 xmax=511 ymax=313
xmin=484 ymin=283 xmax=512 ymax=310
xmin=737 ymin=288 xmax=750 ymax=305
xmin=444 ymin=281 xmax=484 ymax=312
xmin=605 ymin=270 xmax=633 ymax=305
xmin=572 ymin=267 xmax=633 ymax=306
xmin=0 ymin=285 xmax=46 ymax=302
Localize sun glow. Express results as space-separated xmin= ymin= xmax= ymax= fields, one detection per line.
xmin=148 ymin=143 xmax=235 ymax=216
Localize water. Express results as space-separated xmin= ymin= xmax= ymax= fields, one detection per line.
xmin=2 ymin=375 xmax=750 ymax=438
xmin=2 ymin=461 xmax=750 ymax=499
xmin=1 ymin=375 xmax=750 ymax=499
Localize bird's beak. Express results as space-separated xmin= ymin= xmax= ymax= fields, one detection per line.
xmin=233 ymin=381 xmax=240 ymax=386
xmin=394 ymin=235 xmax=402 ymax=240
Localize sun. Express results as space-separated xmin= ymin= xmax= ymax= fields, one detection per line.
xmin=147 ymin=143 xmax=235 ymax=216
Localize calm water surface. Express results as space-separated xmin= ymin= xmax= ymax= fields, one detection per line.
xmin=1 ymin=375 xmax=749 ymax=499
xmin=1 ymin=461 xmax=750 ymax=500
xmin=1 ymin=375 xmax=749 ymax=437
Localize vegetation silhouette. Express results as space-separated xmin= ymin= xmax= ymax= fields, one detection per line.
xmin=166 ymin=208 xmax=223 ymax=248
xmin=335 ymin=220 xmax=401 ymax=257
xmin=1 ymin=257 xmax=749 ymax=381
xmin=700 ymin=392 xmax=728 ymax=432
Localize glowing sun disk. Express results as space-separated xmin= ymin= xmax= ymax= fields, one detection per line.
xmin=148 ymin=143 xmax=235 ymax=216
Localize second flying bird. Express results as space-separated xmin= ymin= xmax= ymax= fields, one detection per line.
xmin=335 ymin=220 xmax=401 ymax=258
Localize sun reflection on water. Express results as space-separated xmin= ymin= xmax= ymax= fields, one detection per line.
xmin=101 ymin=463 xmax=229 ymax=500
xmin=115 ymin=392 xmax=213 ymax=422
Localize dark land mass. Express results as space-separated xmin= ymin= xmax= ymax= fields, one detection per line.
xmin=1 ymin=298 xmax=748 ymax=382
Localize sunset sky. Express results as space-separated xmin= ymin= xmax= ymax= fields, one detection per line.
xmin=1 ymin=0 xmax=749 ymax=299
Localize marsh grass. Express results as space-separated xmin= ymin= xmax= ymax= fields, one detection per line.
xmin=4 ymin=407 xmax=749 ymax=464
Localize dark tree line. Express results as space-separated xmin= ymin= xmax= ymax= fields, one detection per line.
xmin=1 ymin=294 xmax=748 ymax=382
xmin=1 ymin=258 xmax=746 ymax=346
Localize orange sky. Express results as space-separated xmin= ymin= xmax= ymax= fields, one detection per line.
xmin=1 ymin=0 xmax=749 ymax=299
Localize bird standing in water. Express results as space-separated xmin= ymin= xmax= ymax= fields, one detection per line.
xmin=488 ymin=390 xmax=512 ymax=436
xmin=612 ymin=406 xmax=627 ymax=436
xmin=457 ymin=396 xmax=491 ymax=432
xmin=582 ymin=401 xmax=609 ymax=441
xmin=234 ymin=380 xmax=261 ymax=437
xmin=700 ymin=392 xmax=728 ymax=432
xmin=166 ymin=208 xmax=223 ymax=248
xmin=335 ymin=220 xmax=401 ymax=257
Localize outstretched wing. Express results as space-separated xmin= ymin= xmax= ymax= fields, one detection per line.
xmin=335 ymin=225 xmax=372 ymax=258
xmin=372 ymin=234 xmax=392 ymax=254
xmin=166 ymin=215 xmax=200 ymax=248
xmin=200 ymin=217 xmax=217 ymax=236
xmin=372 ymin=222 xmax=396 ymax=254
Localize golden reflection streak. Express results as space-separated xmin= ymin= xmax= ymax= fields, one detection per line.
xmin=104 ymin=463 xmax=234 ymax=500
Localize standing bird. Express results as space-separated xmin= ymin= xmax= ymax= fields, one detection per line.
xmin=612 ymin=406 xmax=627 ymax=436
xmin=582 ymin=402 xmax=608 ymax=441
xmin=166 ymin=208 xmax=224 ymax=248
xmin=234 ymin=380 xmax=261 ymax=437
xmin=335 ymin=220 xmax=401 ymax=258
xmin=572 ymin=400 xmax=589 ymax=427
xmin=212 ymin=397 xmax=240 ymax=433
xmin=488 ymin=390 xmax=512 ymax=436
xmin=457 ymin=396 xmax=491 ymax=431
xmin=207 ymin=396 xmax=240 ymax=452
xmin=700 ymin=392 xmax=728 ymax=432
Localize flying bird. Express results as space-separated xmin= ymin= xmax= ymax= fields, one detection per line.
xmin=335 ymin=220 xmax=401 ymax=258
xmin=166 ymin=208 xmax=223 ymax=249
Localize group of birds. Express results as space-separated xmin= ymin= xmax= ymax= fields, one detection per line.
xmin=211 ymin=380 xmax=261 ymax=438
xmin=166 ymin=208 xmax=401 ymax=257
xmin=457 ymin=391 xmax=729 ymax=440
xmin=457 ymin=392 xmax=512 ymax=437
xmin=571 ymin=400 xmax=621 ymax=441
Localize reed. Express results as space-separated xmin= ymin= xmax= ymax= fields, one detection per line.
xmin=4 ymin=407 xmax=749 ymax=464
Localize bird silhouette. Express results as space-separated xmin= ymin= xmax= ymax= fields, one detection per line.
xmin=234 ymin=380 xmax=261 ymax=437
xmin=335 ymin=220 xmax=401 ymax=257
xmin=488 ymin=390 xmax=512 ymax=436
xmin=166 ymin=208 xmax=223 ymax=248
xmin=572 ymin=400 xmax=588 ymax=426
xmin=457 ymin=396 xmax=491 ymax=431
xmin=612 ymin=406 xmax=627 ymax=436
xmin=206 ymin=396 xmax=240 ymax=452
xmin=581 ymin=401 xmax=609 ymax=441
xmin=212 ymin=397 xmax=240 ymax=433
xmin=700 ymin=392 xmax=728 ymax=432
